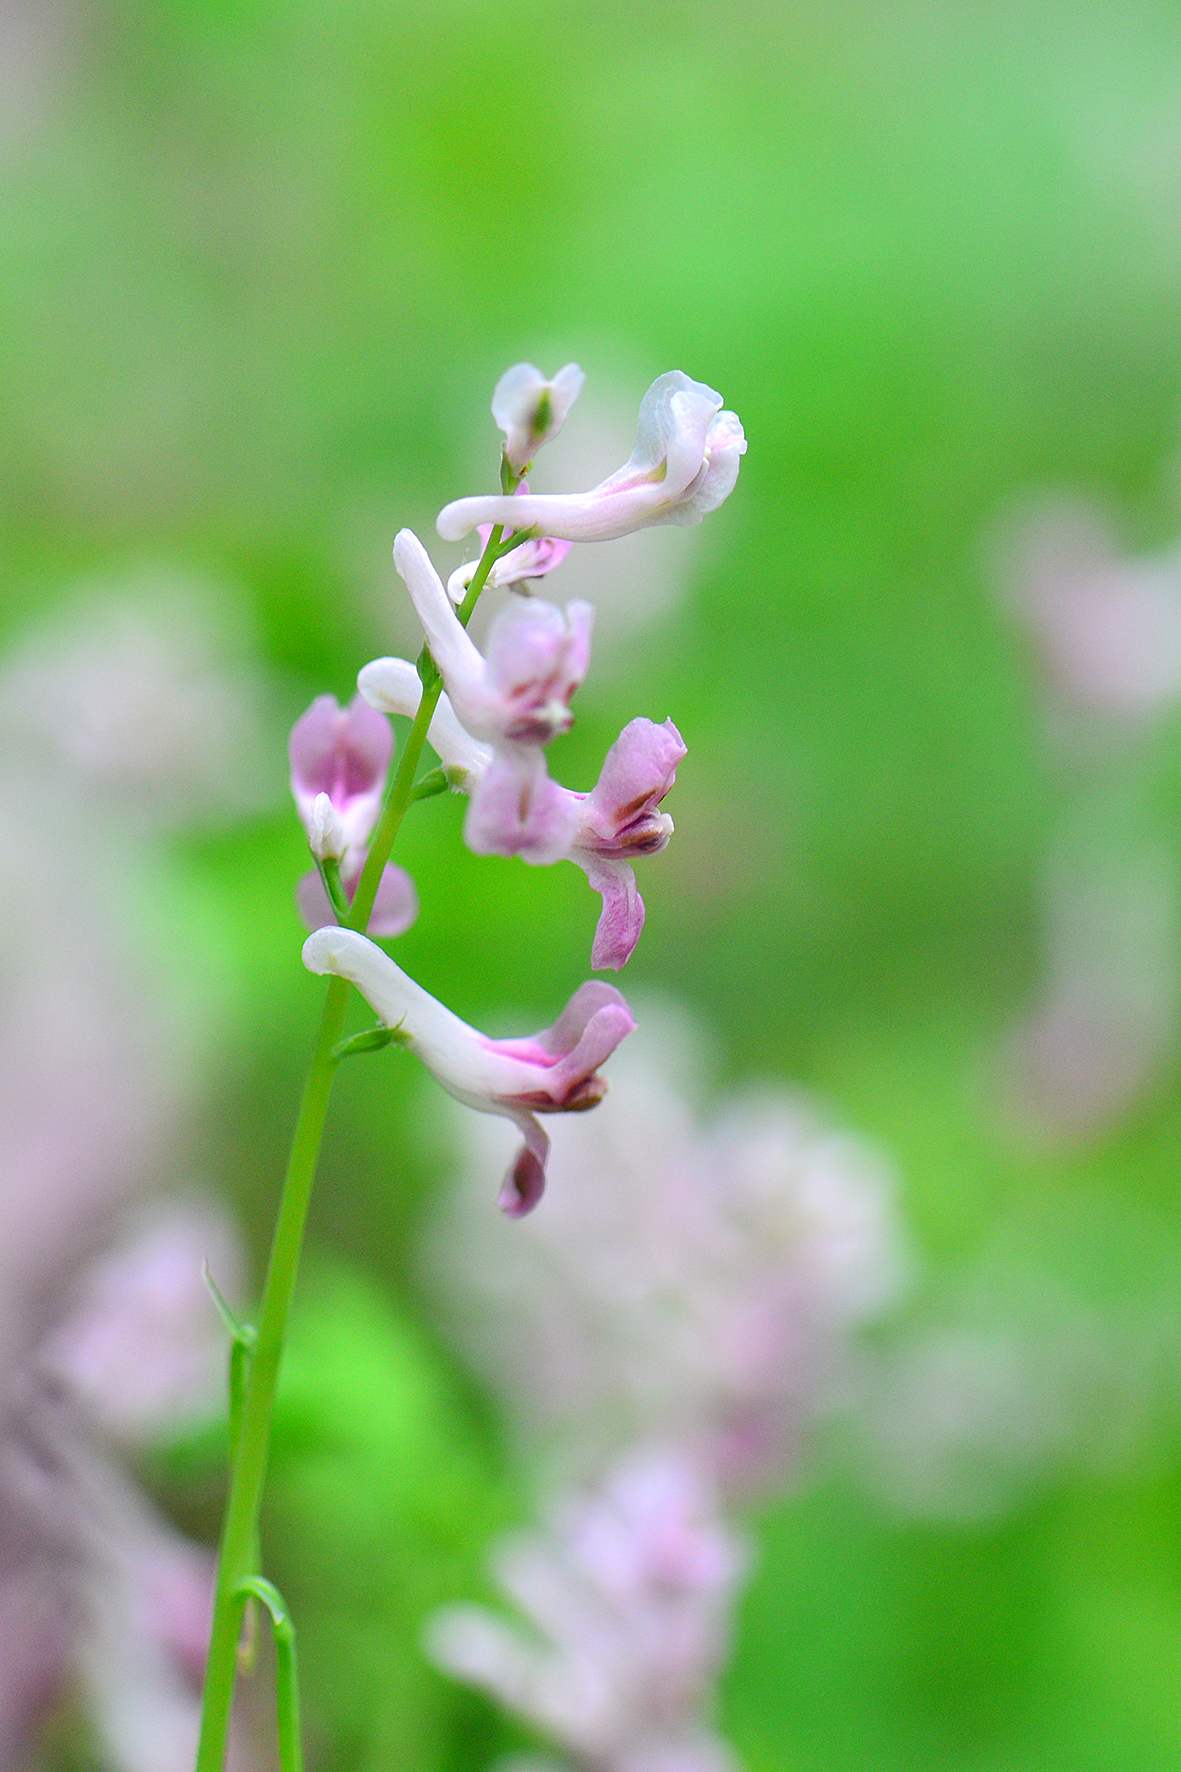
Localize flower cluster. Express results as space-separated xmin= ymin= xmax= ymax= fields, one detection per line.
xmin=291 ymin=363 xmax=745 ymax=1209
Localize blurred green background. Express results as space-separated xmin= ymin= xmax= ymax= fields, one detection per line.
xmin=11 ymin=0 xmax=1181 ymax=1766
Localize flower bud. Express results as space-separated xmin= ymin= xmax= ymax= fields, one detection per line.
xmin=493 ymin=362 xmax=585 ymax=473
xmin=307 ymin=791 xmax=347 ymax=861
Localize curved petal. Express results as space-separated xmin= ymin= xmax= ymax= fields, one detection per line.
xmin=576 ymin=855 xmax=646 ymax=972
xmin=497 ymin=1111 xmax=551 ymax=1217
xmin=438 ymin=372 xmax=740 ymax=543
xmin=582 ymin=718 xmax=686 ymax=840
xmin=531 ymin=979 xmax=635 ymax=1057
xmin=393 ymin=530 xmax=488 ymax=712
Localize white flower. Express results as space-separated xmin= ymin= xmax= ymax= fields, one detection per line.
xmin=438 ymin=372 xmax=746 ymax=545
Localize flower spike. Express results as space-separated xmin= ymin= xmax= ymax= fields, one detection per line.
xmin=302 ymin=927 xmax=635 ymax=1214
xmin=438 ymin=371 xmax=746 ymax=544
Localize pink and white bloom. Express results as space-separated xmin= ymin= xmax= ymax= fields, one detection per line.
xmin=301 ymin=926 xmax=635 ymax=1215
xmin=494 ymin=361 xmax=586 ymax=474
xmin=438 ymin=372 xmax=746 ymax=545
xmin=395 ymin=529 xmax=592 ymax=746
xmin=358 ymin=656 xmax=684 ymax=969
xmin=288 ymin=692 xmax=417 ymax=939
xmin=392 ymin=529 xmax=592 ymax=863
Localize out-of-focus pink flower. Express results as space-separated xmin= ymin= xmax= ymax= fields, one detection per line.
xmin=294 ymin=858 xmax=419 ymax=940
xmin=438 ymin=373 xmax=746 ymax=545
xmin=996 ymin=500 xmax=1181 ymax=726
xmin=493 ymin=362 xmax=586 ymax=474
xmin=40 ymin=1204 xmax=242 ymax=1450
xmin=289 ymin=693 xmax=391 ymax=866
xmin=425 ymin=1450 xmax=744 ymax=1772
xmin=302 ymin=926 xmax=635 ymax=1215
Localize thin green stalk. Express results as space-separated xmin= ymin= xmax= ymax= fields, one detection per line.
xmin=195 ymin=518 xmax=505 ymax=1771
xmin=238 ymin=1578 xmax=304 ymax=1772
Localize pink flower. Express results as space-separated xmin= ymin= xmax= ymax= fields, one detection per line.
xmin=289 ymin=693 xmax=391 ymax=868
xmin=493 ymin=361 xmax=586 ymax=474
xmin=437 ymin=372 xmax=746 ymax=545
xmin=390 ymin=529 xmax=592 ymax=863
xmin=568 ymin=717 xmax=687 ymax=971
xmin=301 ymin=926 xmax=635 ymax=1215
xmin=294 ymin=863 xmax=419 ymax=940
xmin=358 ymin=657 xmax=684 ymax=969
xmin=289 ymin=691 xmax=417 ymax=938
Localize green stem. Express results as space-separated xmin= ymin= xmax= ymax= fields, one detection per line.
xmin=238 ymin=1578 xmax=304 ymax=1772
xmin=194 ymin=519 xmax=503 ymax=1771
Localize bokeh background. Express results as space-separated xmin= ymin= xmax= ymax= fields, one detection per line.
xmin=9 ymin=1 xmax=1181 ymax=1767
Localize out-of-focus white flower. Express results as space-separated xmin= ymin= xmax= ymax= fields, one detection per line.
xmin=426 ymin=1449 xmax=744 ymax=1772
xmin=424 ymin=1006 xmax=907 ymax=1494
xmin=439 ymin=373 xmax=745 ymax=545
xmin=997 ymin=840 xmax=1178 ymax=1142
xmin=494 ymin=362 xmax=586 ymax=474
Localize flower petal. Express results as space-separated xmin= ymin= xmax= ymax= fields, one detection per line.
xmin=498 ymin=1112 xmax=551 ymax=1217
xmin=493 ymin=362 xmax=585 ymax=472
xmin=576 ymin=856 xmax=646 ymax=972
xmin=464 ymin=749 xmax=581 ymax=865
xmin=582 ymin=717 xmax=686 ymax=840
